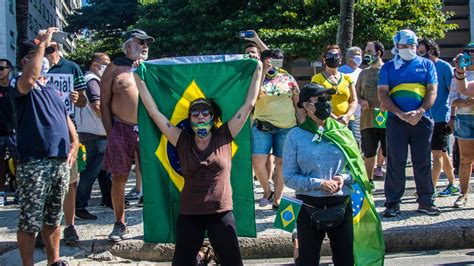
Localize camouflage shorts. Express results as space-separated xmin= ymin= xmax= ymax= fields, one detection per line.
xmin=17 ymin=158 xmax=70 ymax=233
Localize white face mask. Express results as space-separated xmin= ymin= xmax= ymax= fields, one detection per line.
xmin=98 ymin=64 xmax=107 ymax=76
xmin=40 ymin=57 xmax=50 ymax=76
xmin=398 ymin=48 xmax=417 ymax=61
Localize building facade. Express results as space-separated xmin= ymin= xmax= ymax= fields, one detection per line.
xmin=0 ymin=0 xmax=81 ymax=69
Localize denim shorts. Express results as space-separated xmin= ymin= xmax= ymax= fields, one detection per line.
xmin=251 ymin=123 xmax=293 ymax=158
xmin=455 ymin=114 xmax=474 ymax=140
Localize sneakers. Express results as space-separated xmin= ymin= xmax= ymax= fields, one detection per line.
xmin=108 ymin=221 xmax=129 ymax=242
xmin=0 ymin=191 xmax=5 ymax=206
xmin=454 ymin=194 xmax=468 ymax=208
xmin=417 ymin=204 xmax=441 ymax=216
xmin=75 ymin=209 xmax=98 ymax=220
xmin=125 ymin=187 xmax=140 ymax=200
xmin=137 ymin=197 xmax=143 ymax=208
xmin=100 ymin=200 xmax=131 ymax=210
xmin=50 ymin=260 xmax=69 ymax=266
xmin=438 ymin=184 xmax=461 ymax=197
xmin=258 ymin=191 xmax=274 ymax=207
xmin=63 ymin=225 xmax=79 ymax=245
xmin=374 ymin=166 xmax=384 ymax=178
xmin=383 ymin=203 xmax=400 ymax=217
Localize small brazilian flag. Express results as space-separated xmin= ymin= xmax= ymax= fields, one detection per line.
xmin=135 ymin=55 xmax=257 ymax=243
xmin=273 ymin=196 xmax=303 ymax=232
xmin=373 ymin=108 xmax=387 ymax=129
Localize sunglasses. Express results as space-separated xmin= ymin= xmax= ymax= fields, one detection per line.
xmin=45 ymin=46 xmax=56 ymax=55
xmin=0 ymin=66 xmax=10 ymax=71
xmin=325 ymin=52 xmax=341 ymax=59
xmin=190 ymin=109 xmax=212 ymax=118
xmin=308 ymin=95 xmax=332 ymax=106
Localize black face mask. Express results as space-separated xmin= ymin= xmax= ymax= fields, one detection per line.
xmin=324 ymin=52 xmax=341 ymax=68
xmin=314 ymin=97 xmax=332 ymax=120
xmin=363 ymin=54 xmax=376 ymax=65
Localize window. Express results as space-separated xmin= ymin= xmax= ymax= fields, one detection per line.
xmin=9 ymin=0 xmax=15 ymax=14
xmin=28 ymin=14 xmax=33 ymax=30
xmin=10 ymin=31 xmax=15 ymax=49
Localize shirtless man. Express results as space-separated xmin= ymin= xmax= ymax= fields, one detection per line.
xmin=100 ymin=29 xmax=154 ymax=242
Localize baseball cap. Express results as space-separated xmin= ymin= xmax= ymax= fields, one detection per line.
xmin=122 ymin=29 xmax=155 ymax=42
xmin=297 ymin=83 xmax=336 ymax=108
xmin=19 ymin=41 xmax=38 ymax=60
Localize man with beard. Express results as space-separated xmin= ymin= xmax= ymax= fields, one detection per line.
xmin=101 ymin=29 xmax=154 ymax=242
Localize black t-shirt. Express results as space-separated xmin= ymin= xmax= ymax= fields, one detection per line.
xmin=0 ymin=85 xmax=16 ymax=135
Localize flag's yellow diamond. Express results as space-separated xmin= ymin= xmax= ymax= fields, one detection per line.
xmin=280 ymin=205 xmax=295 ymax=228
xmin=375 ymin=112 xmax=385 ymax=126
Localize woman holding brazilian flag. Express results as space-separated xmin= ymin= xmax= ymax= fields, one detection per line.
xmin=281 ymin=83 xmax=385 ymax=265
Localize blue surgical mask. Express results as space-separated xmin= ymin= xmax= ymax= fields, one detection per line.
xmin=353 ymin=55 xmax=362 ymax=67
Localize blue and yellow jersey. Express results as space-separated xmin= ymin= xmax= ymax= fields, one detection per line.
xmin=377 ymin=56 xmax=438 ymax=113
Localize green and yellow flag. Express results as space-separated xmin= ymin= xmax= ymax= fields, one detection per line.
xmin=373 ymin=108 xmax=387 ymax=129
xmin=135 ymin=55 xmax=257 ymax=243
xmin=274 ymin=196 xmax=303 ymax=233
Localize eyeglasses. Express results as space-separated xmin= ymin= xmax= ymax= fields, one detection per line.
xmin=190 ymin=109 xmax=212 ymax=118
xmin=0 ymin=66 xmax=10 ymax=71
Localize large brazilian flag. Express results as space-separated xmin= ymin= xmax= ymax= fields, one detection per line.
xmin=135 ymin=55 xmax=257 ymax=243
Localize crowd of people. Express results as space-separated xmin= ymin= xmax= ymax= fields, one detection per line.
xmin=0 ymin=26 xmax=473 ymax=265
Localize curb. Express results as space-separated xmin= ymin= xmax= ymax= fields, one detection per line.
xmin=2 ymin=226 xmax=474 ymax=262
xmin=107 ymin=226 xmax=474 ymax=262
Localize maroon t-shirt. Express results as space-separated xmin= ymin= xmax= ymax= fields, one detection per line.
xmin=176 ymin=123 xmax=234 ymax=215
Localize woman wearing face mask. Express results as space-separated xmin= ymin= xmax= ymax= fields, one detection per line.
xmin=134 ymin=60 xmax=263 ymax=266
xmin=252 ymin=48 xmax=305 ymax=210
xmin=311 ymin=45 xmax=358 ymax=129
xmin=282 ymin=83 xmax=355 ymax=265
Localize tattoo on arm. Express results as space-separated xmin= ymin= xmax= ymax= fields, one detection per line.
xmin=237 ymin=113 xmax=242 ymax=119
xmin=167 ymin=123 xmax=171 ymax=128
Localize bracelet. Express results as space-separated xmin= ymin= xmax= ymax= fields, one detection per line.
xmin=450 ymin=115 xmax=456 ymax=120
xmin=455 ymin=72 xmax=466 ymax=80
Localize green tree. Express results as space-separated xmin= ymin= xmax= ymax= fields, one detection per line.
xmin=134 ymin=1 xmax=456 ymax=61
xmin=65 ymin=0 xmax=139 ymax=38
xmin=67 ymin=38 xmax=122 ymax=69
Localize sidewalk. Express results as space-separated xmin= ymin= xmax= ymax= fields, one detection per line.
xmin=1 ymin=168 xmax=474 ymax=265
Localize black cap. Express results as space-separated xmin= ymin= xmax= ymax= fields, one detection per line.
xmin=122 ymin=29 xmax=155 ymax=42
xmin=297 ymin=83 xmax=336 ymax=108
xmin=19 ymin=41 xmax=38 ymax=60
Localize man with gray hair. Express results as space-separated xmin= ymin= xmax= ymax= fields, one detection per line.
xmin=340 ymin=47 xmax=363 ymax=143
xmin=339 ymin=46 xmax=363 ymax=84
xmin=101 ymin=29 xmax=154 ymax=242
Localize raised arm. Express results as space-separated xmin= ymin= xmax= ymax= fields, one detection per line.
xmin=134 ymin=73 xmax=182 ymax=146
xmin=244 ymin=30 xmax=269 ymax=52
xmin=17 ymin=27 xmax=58 ymax=94
xmin=453 ymin=53 xmax=474 ymax=97
xmin=227 ymin=61 xmax=263 ymax=138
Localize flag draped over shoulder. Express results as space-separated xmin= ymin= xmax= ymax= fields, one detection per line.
xmin=135 ymin=55 xmax=257 ymax=243
xmin=300 ymin=118 xmax=385 ymax=266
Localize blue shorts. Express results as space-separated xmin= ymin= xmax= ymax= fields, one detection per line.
xmin=251 ymin=124 xmax=293 ymax=158
xmin=455 ymin=114 xmax=474 ymax=140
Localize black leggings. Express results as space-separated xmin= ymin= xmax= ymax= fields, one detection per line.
xmin=172 ymin=211 xmax=243 ymax=266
